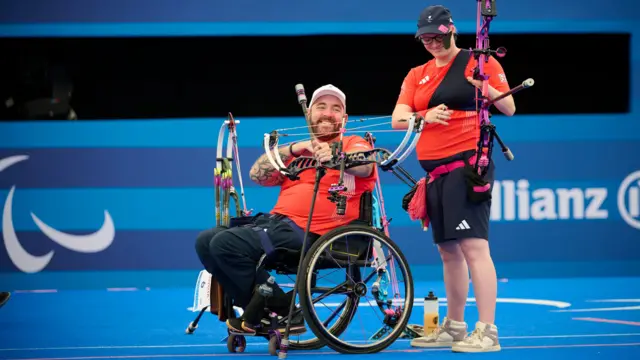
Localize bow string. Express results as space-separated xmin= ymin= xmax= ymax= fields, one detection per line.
xmin=262 ymin=111 xmax=424 ymax=182
xmin=264 ymin=81 xmax=425 ymax=183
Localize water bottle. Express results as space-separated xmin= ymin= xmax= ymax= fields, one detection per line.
xmin=258 ymin=276 xmax=275 ymax=298
xmin=423 ymin=291 xmax=439 ymax=333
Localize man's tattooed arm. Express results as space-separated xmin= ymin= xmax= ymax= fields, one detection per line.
xmin=249 ymin=147 xmax=293 ymax=186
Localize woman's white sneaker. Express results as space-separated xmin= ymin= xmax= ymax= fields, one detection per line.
xmin=451 ymin=321 xmax=501 ymax=353
xmin=409 ymin=317 xmax=467 ymax=348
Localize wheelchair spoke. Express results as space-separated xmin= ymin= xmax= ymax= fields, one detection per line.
xmin=313 ymin=267 xmax=349 ymax=283
xmin=359 ymin=295 xmax=386 ymax=323
xmin=297 ymin=225 xmax=414 ymax=354
xmin=310 ymin=281 xmax=351 ymax=300
xmin=321 ymin=296 xmax=351 ymax=328
xmin=311 ymin=295 xmax=355 ymax=327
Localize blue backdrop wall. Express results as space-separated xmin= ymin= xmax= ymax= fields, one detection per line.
xmin=0 ymin=0 xmax=637 ymax=36
xmin=1 ymin=0 xmax=639 ymax=290
xmin=1 ymin=114 xmax=639 ymax=290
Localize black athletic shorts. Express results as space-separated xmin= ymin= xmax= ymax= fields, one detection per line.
xmin=419 ymin=150 xmax=496 ymax=244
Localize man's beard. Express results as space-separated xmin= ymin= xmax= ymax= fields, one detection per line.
xmin=312 ymin=117 xmax=341 ymax=142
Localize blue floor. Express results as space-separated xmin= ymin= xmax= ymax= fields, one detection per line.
xmin=1 ymin=277 xmax=639 ymax=359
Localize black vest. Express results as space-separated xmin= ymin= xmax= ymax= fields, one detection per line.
xmin=427 ymin=49 xmax=477 ymax=111
xmin=420 ymin=49 xmax=479 ymax=172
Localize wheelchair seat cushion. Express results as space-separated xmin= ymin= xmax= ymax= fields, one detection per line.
xmin=263 ymin=231 xmax=373 ymax=272
xmin=265 ymin=248 xmax=303 ymax=270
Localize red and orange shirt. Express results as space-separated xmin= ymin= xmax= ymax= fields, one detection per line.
xmin=270 ymin=135 xmax=377 ymax=235
xmin=397 ymin=51 xmax=511 ymax=160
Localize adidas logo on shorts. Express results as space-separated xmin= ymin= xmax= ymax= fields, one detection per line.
xmin=455 ymin=220 xmax=471 ymax=230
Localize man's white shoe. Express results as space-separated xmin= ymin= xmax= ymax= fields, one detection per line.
xmin=451 ymin=321 xmax=501 ymax=353
xmin=410 ymin=317 xmax=467 ymax=348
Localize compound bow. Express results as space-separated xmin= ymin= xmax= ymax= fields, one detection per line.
xmin=471 ymin=0 xmax=535 ymax=175
xmin=215 ymin=113 xmax=251 ymax=227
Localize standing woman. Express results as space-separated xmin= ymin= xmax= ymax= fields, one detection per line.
xmin=392 ymin=5 xmax=515 ymax=353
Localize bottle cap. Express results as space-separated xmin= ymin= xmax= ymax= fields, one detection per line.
xmin=425 ymin=290 xmax=438 ymax=300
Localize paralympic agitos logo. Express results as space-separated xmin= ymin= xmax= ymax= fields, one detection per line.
xmin=0 ymin=155 xmax=116 ymax=273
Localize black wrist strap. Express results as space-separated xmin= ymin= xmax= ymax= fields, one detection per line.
xmin=289 ymin=142 xmax=298 ymax=157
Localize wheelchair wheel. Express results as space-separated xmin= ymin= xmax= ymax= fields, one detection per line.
xmin=263 ymin=256 xmax=360 ymax=351
xmin=297 ymin=224 xmax=414 ymax=354
xmin=227 ymin=334 xmax=246 ymax=353
xmin=276 ymin=268 xmax=360 ymax=350
xmin=280 ymin=270 xmax=360 ymax=351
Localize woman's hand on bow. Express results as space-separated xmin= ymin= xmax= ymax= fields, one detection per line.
xmin=425 ymin=104 xmax=452 ymax=126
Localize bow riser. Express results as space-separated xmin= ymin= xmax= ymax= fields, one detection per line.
xmin=475 ymin=0 xmax=497 ymax=129
xmin=472 ymin=0 xmax=535 ymax=171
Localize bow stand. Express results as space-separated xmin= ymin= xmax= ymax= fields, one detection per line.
xmin=186 ymin=113 xmax=252 ymax=337
xmin=471 ymin=0 xmax=535 ymax=176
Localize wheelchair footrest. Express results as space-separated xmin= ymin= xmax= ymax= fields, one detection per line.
xmin=370 ymin=324 xmax=422 ymax=341
xmin=402 ymin=324 xmax=423 ymax=339
xmin=228 ymin=326 xmax=306 ymax=336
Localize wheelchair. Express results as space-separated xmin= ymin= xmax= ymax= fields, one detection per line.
xmin=188 ymin=191 xmax=416 ymax=356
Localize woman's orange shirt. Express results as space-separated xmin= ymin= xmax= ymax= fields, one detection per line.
xmin=396 ymin=52 xmax=510 ymax=160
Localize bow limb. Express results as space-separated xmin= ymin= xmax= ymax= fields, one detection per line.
xmin=226 ymin=113 xmax=250 ymax=216
xmin=394 ymin=114 xmax=424 ymax=165
xmin=379 ymin=113 xmax=423 ymax=169
xmin=220 ymin=118 xmax=237 ymax=225
xmin=262 ymin=132 xmax=289 ymax=176
xmin=268 ymin=132 xmax=289 ymax=170
xmin=214 ymin=121 xmax=228 ymax=226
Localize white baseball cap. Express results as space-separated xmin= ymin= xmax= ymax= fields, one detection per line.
xmin=309 ymin=84 xmax=346 ymax=110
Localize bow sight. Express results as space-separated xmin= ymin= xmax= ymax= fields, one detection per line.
xmin=328 ymin=141 xmax=348 ymax=215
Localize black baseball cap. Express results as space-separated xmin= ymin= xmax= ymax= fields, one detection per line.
xmin=415 ymin=5 xmax=454 ymax=38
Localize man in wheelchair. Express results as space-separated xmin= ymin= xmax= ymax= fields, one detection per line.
xmin=194 ymin=84 xmax=378 ymax=335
